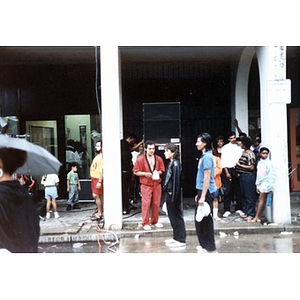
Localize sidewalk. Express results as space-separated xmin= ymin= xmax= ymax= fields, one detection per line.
xmin=38 ymin=192 xmax=300 ymax=244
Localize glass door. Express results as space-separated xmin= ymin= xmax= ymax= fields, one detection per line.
xmin=26 ymin=120 xmax=58 ymax=157
xmin=289 ymin=108 xmax=300 ymax=191
xmin=64 ymin=114 xmax=101 ymax=179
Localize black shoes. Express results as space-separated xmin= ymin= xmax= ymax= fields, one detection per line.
xmin=66 ymin=203 xmax=81 ymax=211
xmin=73 ymin=203 xmax=81 ymax=209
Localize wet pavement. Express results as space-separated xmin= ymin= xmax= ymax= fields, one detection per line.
xmin=37 ymin=192 xmax=300 ymax=253
xmin=38 ymin=232 xmax=300 ymax=253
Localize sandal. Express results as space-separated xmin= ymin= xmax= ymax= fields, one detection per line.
xmin=90 ymin=213 xmax=103 ymax=221
xmin=240 ymin=214 xmax=248 ymax=218
xmin=249 ymin=218 xmax=261 ymax=223
xmin=245 ymin=216 xmax=253 ymax=222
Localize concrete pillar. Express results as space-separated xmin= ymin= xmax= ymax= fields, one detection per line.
xmin=100 ymin=45 xmax=123 ymax=229
xmin=256 ymin=46 xmax=291 ymax=224
xmin=234 ymin=47 xmax=255 ymax=135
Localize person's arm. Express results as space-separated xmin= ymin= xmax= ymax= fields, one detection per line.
xmin=233 ymin=119 xmax=242 ymax=135
xmin=236 ymin=162 xmax=254 ymax=171
xmin=130 ymin=139 xmax=144 ymax=152
xmin=198 ymin=169 xmax=211 ymax=205
xmin=67 ymin=179 xmax=70 ymax=192
xmin=134 ymin=171 xmax=152 ymax=178
xmin=77 ymin=179 xmax=81 ymax=191
xmin=171 ymin=161 xmax=181 ymax=201
xmin=214 ymin=157 xmax=222 ymax=177
xmin=133 ymin=156 xmax=152 ymax=178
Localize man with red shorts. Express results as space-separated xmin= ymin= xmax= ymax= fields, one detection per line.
xmin=133 ymin=140 xmax=165 ymax=230
xmin=90 ymin=141 xmax=103 ymax=221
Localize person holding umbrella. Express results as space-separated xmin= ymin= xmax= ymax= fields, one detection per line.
xmin=0 ymin=147 xmax=40 ymax=252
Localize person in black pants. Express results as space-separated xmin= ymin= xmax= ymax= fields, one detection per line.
xmin=163 ymin=143 xmax=186 ymax=248
xmin=120 ymin=133 xmax=143 ymax=215
xmin=221 ymin=131 xmax=243 ymax=217
xmin=194 ymin=132 xmax=217 ymax=253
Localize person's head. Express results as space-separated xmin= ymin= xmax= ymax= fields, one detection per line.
xmin=144 ymin=140 xmax=155 ymax=156
xmin=227 ymin=131 xmax=236 ymax=144
xmin=138 ymin=143 xmax=144 ymax=153
xmin=196 ymin=132 xmax=212 ymax=152
xmin=71 ymin=163 xmax=78 ymax=172
xmin=164 ymin=143 xmax=180 ymax=160
xmin=95 ymin=140 xmax=102 ymax=154
xmin=0 ymin=148 xmax=27 ymax=176
xmin=240 ymin=136 xmax=252 ymax=150
xmin=215 ymin=135 xmax=224 ymax=148
xmin=239 ymin=132 xmax=247 ymax=139
xmin=253 ymin=136 xmax=261 ymax=147
xmin=67 ymin=139 xmax=75 ymax=147
xmin=126 ymin=133 xmax=137 ymax=146
xmin=259 ymin=147 xmax=270 ymax=160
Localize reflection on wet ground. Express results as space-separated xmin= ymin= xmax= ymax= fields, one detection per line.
xmin=38 ymin=232 xmax=300 ymax=253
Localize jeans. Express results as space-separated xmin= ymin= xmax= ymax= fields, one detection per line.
xmin=67 ymin=184 xmax=79 ymax=206
xmin=239 ymin=172 xmax=256 ymax=217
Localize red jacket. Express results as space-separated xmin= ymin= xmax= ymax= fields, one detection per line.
xmin=133 ymin=154 xmax=165 ymax=186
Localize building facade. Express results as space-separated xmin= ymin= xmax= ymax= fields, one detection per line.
xmin=0 ymin=46 xmax=299 ymax=228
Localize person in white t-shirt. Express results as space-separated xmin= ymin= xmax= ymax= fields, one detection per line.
xmin=221 ymin=131 xmax=243 ymax=217
xmin=41 ymin=174 xmax=60 ymax=219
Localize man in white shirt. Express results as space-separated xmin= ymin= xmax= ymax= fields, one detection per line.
xmin=221 ymin=131 xmax=243 ymax=217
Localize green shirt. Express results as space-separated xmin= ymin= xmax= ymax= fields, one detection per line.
xmin=67 ymin=171 xmax=79 ymax=185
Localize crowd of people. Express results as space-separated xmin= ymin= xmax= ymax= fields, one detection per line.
xmin=0 ymin=118 xmax=276 ymax=253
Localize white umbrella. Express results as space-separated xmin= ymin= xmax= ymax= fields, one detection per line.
xmin=0 ymin=135 xmax=62 ymax=176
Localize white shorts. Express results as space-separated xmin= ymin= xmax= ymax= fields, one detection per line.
xmin=45 ymin=186 xmax=58 ymax=200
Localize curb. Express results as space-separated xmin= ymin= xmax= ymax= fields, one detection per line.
xmin=38 ymin=224 xmax=299 ymax=244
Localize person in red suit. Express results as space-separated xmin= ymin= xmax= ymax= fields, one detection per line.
xmin=133 ymin=140 xmax=165 ymax=230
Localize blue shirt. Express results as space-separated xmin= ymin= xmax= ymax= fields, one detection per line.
xmin=196 ymin=150 xmax=216 ymax=193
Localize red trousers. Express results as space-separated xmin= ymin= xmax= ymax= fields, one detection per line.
xmin=140 ymin=183 xmax=162 ymax=226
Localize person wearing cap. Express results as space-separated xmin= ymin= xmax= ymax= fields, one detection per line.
xmin=194 ymin=132 xmax=217 ymax=253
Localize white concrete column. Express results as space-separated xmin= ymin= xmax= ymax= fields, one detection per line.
xmin=100 ymin=45 xmax=123 ymax=229
xmin=234 ymin=47 xmax=255 ymax=135
xmin=256 ymin=46 xmax=291 ymax=224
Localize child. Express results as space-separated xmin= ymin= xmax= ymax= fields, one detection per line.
xmin=250 ymin=147 xmax=275 ymax=223
xmin=66 ymin=163 xmax=81 ymax=211
xmin=41 ymin=173 xmax=60 ymax=219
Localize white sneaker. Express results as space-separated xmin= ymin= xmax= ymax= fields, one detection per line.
xmin=196 ymin=246 xmax=218 ymax=253
xmin=196 ymin=246 xmax=208 ymax=253
xmin=236 ymin=210 xmax=244 ymax=216
xmin=155 ymin=223 xmax=163 ymax=228
xmin=54 ymin=212 xmax=60 ymax=219
xmin=168 ymin=241 xmax=186 ymax=248
xmin=223 ymin=211 xmax=231 ymax=218
xmin=46 ymin=212 xmax=50 ymax=219
xmin=165 ymin=238 xmax=176 ymax=245
xmin=143 ymin=225 xmax=151 ymax=230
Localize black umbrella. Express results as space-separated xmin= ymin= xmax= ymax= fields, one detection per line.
xmin=0 ymin=135 xmax=62 ymax=176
